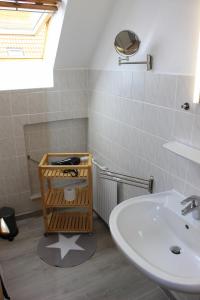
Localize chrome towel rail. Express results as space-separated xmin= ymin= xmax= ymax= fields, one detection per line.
xmin=93 ymin=159 xmax=154 ymax=193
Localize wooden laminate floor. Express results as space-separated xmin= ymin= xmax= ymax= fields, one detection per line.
xmin=0 ymin=216 xmax=169 ymax=300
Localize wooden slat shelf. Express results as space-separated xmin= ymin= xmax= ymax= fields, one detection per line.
xmin=39 ymin=153 xmax=92 ymax=168
xmin=45 ymin=188 xmax=89 ymax=208
xmin=48 ymin=212 xmax=91 ymax=233
xmin=42 ymin=168 xmax=88 ymax=178
xmin=39 ymin=152 xmax=93 ymax=234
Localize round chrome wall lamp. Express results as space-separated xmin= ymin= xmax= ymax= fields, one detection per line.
xmin=114 ymin=30 xmax=153 ymax=71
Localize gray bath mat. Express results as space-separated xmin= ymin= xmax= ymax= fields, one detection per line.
xmin=37 ymin=233 xmax=96 ymax=267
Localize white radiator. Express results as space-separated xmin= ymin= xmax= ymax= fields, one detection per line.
xmin=93 ymin=164 xmax=118 ymax=224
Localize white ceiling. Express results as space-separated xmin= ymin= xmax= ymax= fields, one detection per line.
xmin=55 ymin=0 xmax=115 ymax=68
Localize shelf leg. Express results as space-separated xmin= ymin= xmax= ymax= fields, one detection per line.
xmin=47 ymin=178 xmax=52 ymax=191
xmin=38 ymin=168 xmax=48 ymax=233
xmin=88 ymin=167 xmax=93 ymax=232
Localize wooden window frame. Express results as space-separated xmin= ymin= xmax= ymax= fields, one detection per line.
xmin=0 ymin=0 xmax=61 ymax=12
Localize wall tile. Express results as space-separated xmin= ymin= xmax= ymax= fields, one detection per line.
xmin=191 ymin=114 xmax=200 ymax=149
xmin=12 ymin=115 xmax=29 ymax=137
xmin=89 ymin=70 xmax=132 ymax=98
xmin=4 ymin=176 xmax=21 ymax=195
xmin=28 ymin=92 xmax=46 ymax=114
xmin=159 ymin=148 xmax=188 ymax=180
xmin=183 ymin=182 xmax=200 ymax=198
xmin=139 ymin=132 xmax=157 ymax=164
xmin=0 ymin=138 xmax=16 ymax=158
xmin=29 ymin=113 xmax=47 ymax=124
xmin=135 ymin=131 xmax=187 ymax=180
xmin=145 ymin=73 xmax=176 ymax=108
xmin=102 ymin=93 xmax=117 ymax=119
xmin=45 ymin=112 xmax=63 ymax=122
xmin=0 ymin=116 xmax=13 ymax=139
xmin=28 ymin=130 xmax=47 ymax=151
xmin=172 ymin=111 xmax=194 ymax=144
xmin=88 ymin=91 xmax=105 ymax=114
xmin=149 ymin=165 xmax=172 ymax=193
xmin=142 ymin=104 xmax=173 ymax=139
xmin=185 ymin=161 xmax=200 ymax=189
xmin=54 ymin=69 xmax=87 ymax=91
xmin=4 ymin=192 xmax=39 ymax=215
xmin=11 ymin=92 xmax=29 ymax=115
xmin=88 ymin=70 xmax=101 ymax=91
xmin=3 ymin=194 xmax=21 ymax=213
xmin=175 ymin=75 xmax=195 ymax=113
xmin=18 ymin=191 xmax=40 ymax=214
xmin=114 ymin=97 xmax=144 ymax=129
xmin=60 ymin=90 xmax=88 ymax=114
xmin=0 ymin=177 xmax=6 ymax=196
xmin=114 ymin=71 xmax=132 ymax=98
xmin=91 ymin=70 xmax=111 ymax=93
xmin=131 ymin=71 xmax=145 ymax=101
xmin=0 ymin=92 xmax=11 ymax=116
xmin=45 ymin=90 xmax=61 ymax=112
xmin=15 ymin=137 xmax=26 ymax=156
xmin=16 ymin=156 xmax=30 ymax=192
xmin=0 ymin=158 xmax=18 ymax=178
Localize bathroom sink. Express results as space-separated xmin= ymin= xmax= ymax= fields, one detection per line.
xmin=109 ymin=190 xmax=200 ymax=293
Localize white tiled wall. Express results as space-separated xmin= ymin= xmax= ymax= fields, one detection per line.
xmin=88 ymin=70 xmax=200 ymax=201
xmin=88 ymin=69 xmax=200 ymax=300
xmin=0 ymin=69 xmax=88 ymax=214
xmin=25 ymin=118 xmax=87 ymax=196
xmin=1 ymin=67 xmax=200 ymax=218
xmin=0 ymin=66 xmax=199 ymax=298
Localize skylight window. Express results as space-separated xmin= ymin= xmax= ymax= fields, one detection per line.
xmin=0 ymin=11 xmax=49 ymax=34
xmin=0 ymin=11 xmax=51 ymax=59
xmin=0 ymin=0 xmax=66 ymax=91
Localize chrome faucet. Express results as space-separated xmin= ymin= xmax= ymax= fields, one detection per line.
xmin=181 ymin=195 xmax=200 ymax=216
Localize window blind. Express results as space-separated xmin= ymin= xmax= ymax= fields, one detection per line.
xmin=0 ymin=0 xmax=61 ymax=12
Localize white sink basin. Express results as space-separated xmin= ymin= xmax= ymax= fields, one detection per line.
xmin=109 ymin=190 xmax=200 ymax=293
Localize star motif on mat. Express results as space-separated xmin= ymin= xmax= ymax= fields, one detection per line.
xmin=46 ymin=234 xmax=85 ymax=259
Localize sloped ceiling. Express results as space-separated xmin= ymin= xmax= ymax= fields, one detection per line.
xmin=55 ymin=0 xmax=115 ymax=68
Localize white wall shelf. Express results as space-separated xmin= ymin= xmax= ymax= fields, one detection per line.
xmin=163 ymin=141 xmax=200 ymax=165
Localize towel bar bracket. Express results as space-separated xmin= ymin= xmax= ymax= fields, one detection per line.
xmin=93 ymin=159 xmax=154 ymax=193
xmin=119 ymin=54 xmax=153 ymax=71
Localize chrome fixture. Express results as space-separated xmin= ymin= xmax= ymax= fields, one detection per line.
xmin=119 ymin=54 xmax=152 ymax=70
xmin=181 ymin=102 xmax=190 ymax=111
xmin=114 ymin=30 xmax=140 ymax=56
xmin=170 ymin=245 xmax=181 ymax=255
xmin=181 ymin=195 xmax=200 ymax=217
xmin=114 ymin=30 xmax=153 ymax=71
xmin=100 ymin=171 xmax=154 ymax=193
xmin=93 ymin=159 xmax=154 ymax=193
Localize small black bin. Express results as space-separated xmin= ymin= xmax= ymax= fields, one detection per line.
xmin=0 ymin=207 xmax=18 ymax=241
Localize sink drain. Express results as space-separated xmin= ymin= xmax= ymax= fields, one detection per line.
xmin=170 ymin=246 xmax=181 ymax=255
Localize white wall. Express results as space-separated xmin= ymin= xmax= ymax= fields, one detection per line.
xmin=55 ymin=0 xmax=115 ymax=68
xmin=90 ymin=0 xmax=200 ymax=75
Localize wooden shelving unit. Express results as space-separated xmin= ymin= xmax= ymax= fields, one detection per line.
xmin=38 ymin=152 xmax=93 ymax=234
